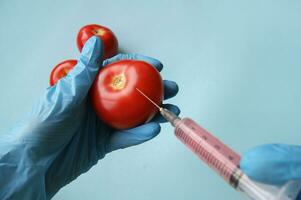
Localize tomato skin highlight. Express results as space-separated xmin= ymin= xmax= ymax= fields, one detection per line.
xmin=77 ymin=24 xmax=118 ymax=59
xmin=49 ymin=60 xmax=77 ymax=86
xmin=90 ymin=60 xmax=164 ymax=129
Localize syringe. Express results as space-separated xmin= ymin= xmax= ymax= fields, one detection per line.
xmin=136 ymin=88 xmax=301 ymax=200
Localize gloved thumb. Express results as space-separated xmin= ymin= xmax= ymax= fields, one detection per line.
xmin=54 ymin=36 xmax=104 ymax=108
xmin=240 ymin=144 xmax=301 ymax=185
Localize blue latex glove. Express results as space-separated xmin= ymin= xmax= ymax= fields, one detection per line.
xmin=0 ymin=36 xmax=180 ymax=200
xmin=241 ymin=144 xmax=301 ymax=199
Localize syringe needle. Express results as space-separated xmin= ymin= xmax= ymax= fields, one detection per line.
xmin=135 ymin=88 xmax=180 ymax=125
xmin=135 ymin=88 xmax=162 ymax=111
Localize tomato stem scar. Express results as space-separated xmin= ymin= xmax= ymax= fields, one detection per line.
xmin=92 ymin=29 xmax=106 ymax=36
xmin=110 ymin=74 xmax=126 ymax=90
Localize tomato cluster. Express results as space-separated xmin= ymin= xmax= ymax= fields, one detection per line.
xmin=49 ymin=24 xmax=163 ymax=129
xmin=49 ymin=24 xmax=118 ymax=86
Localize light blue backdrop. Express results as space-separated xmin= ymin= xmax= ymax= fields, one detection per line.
xmin=1 ymin=0 xmax=301 ymax=199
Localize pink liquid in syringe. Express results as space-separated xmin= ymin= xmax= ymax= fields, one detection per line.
xmin=174 ymin=118 xmax=242 ymax=186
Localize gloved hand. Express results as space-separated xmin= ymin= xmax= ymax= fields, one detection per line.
xmin=241 ymin=144 xmax=301 ymax=199
xmin=0 ymin=36 xmax=180 ymax=200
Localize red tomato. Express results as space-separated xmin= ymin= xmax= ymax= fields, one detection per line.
xmin=90 ymin=60 xmax=164 ymax=129
xmin=77 ymin=24 xmax=118 ymax=59
xmin=49 ymin=60 xmax=77 ymax=86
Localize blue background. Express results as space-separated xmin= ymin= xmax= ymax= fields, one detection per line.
xmin=1 ymin=0 xmax=301 ymax=199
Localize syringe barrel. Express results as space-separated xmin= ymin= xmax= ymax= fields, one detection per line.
xmin=173 ymin=117 xmax=299 ymax=200
xmin=174 ymin=118 xmax=241 ymax=185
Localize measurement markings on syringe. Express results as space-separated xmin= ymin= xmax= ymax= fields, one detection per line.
xmin=176 ymin=124 xmax=236 ymax=180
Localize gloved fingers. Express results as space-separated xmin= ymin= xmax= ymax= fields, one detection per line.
xmin=151 ymin=104 xmax=180 ymax=123
xmin=240 ymin=144 xmax=301 ymax=185
xmin=105 ymin=122 xmax=161 ymax=153
xmin=52 ymin=36 xmax=103 ymax=108
xmin=103 ymin=53 xmax=163 ymax=72
xmin=163 ymin=80 xmax=179 ymax=100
